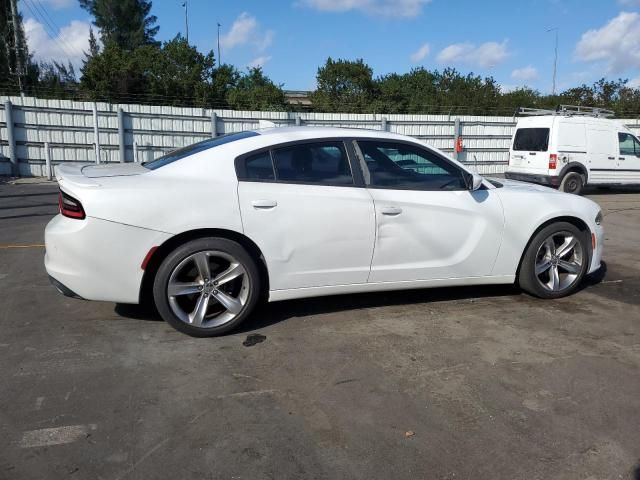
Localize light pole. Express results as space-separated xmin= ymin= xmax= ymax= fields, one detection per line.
xmin=217 ymin=23 xmax=222 ymax=65
xmin=547 ymin=27 xmax=558 ymax=95
xmin=183 ymin=1 xmax=189 ymax=43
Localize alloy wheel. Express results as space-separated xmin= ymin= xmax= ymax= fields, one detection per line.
xmin=167 ymin=250 xmax=250 ymax=328
xmin=534 ymin=231 xmax=584 ymax=292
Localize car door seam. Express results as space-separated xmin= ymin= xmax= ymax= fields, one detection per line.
xmin=365 ymin=189 xmax=378 ymax=283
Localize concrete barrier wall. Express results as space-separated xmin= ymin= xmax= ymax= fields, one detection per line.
xmin=2 ymin=95 xmax=639 ymax=177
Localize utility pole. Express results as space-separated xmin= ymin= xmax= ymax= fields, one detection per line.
xmin=547 ymin=27 xmax=558 ymax=95
xmin=9 ymin=0 xmax=24 ymax=97
xmin=217 ymin=23 xmax=221 ymax=65
xmin=183 ymin=1 xmax=189 ymax=43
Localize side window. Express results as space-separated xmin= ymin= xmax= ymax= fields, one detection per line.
xmin=513 ymin=128 xmax=550 ymax=152
xmin=271 ymin=142 xmax=353 ymax=185
xmin=619 ymin=132 xmax=639 ymax=156
xmin=356 ymin=140 xmax=467 ymax=191
xmin=243 ymin=151 xmax=275 ymax=180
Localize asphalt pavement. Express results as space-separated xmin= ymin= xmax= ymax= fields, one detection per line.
xmin=1 ymin=179 xmax=639 ymax=480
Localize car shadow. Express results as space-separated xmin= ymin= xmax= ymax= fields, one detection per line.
xmin=114 ymin=283 xmax=522 ymax=328
xmin=585 ymin=186 xmax=640 ymax=195
xmin=236 ymin=283 xmax=523 ymax=333
xmin=115 ymin=264 xmax=608 ymax=334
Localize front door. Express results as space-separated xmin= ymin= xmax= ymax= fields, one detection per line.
xmin=617 ymin=132 xmax=640 ymax=183
xmin=353 ymin=140 xmax=504 ymax=283
xmin=237 ymin=140 xmax=376 ymax=291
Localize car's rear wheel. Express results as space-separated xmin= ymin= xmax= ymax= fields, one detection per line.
xmin=559 ymin=171 xmax=584 ymax=195
xmin=153 ymin=238 xmax=261 ymax=337
xmin=519 ymin=222 xmax=589 ymax=299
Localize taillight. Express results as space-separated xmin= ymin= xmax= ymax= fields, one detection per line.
xmin=58 ymin=190 xmax=86 ymax=219
xmin=548 ymin=153 xmax=557 ymax=170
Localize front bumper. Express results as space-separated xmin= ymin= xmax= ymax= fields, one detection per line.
xmin=505 ymin=171 xmax=560 ymax=187
xmin=45 ymin=214 xmax=172 ymax=304
xmin=589 ymin=223 xmax=604 ymax=274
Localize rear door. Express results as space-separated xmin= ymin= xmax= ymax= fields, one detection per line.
xmin=617 ymin=132 xmax=640 ymax=184
xmin=510 ymin=126 xmax=551 ymax=173
xmin=555 ymin=119 xmax=587 ymax=174
xmin=236 ymin=140 xmax=376 ymax=291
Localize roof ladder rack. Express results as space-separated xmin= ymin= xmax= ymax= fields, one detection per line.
xmin=517 ymin=105 xmax=615 ymax=118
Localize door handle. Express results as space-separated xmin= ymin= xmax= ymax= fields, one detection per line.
xmin=619 ymin=157 xmax=626 ymax=161
xmin=607 ymin=156 xmax=615 ymax=160
xmin=381 ymin=206 xmax=402 ymax=216
xmin=251 ymin=199 xmax=277 ymax=209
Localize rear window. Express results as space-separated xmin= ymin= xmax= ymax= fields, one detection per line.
xmin=513 ymin=128 xmax=550 ymax=152
xmin=144 ymin=131 xmax=260 ymax=170
xmin=271 ymin=142 xmax=353 ymax=185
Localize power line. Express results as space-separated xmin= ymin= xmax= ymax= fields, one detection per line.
xmin=21 ymin=0 xmax=82 ymax=64
xmin=32 ymin=0 xmax=85 ymax=59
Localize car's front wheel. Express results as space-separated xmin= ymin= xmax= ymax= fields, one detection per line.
xmin=518 ymin=222 xmax=589 ymax=299
xmin=153 ymin=238 xmax=261 ymax=337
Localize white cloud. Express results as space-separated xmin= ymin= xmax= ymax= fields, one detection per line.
xmin=511 ymin=66 xmax=539 ymax=82
xmin=247 ymin=55 xmax=272 ymax=69
xmin=39 ymin=0 xmax=76 ymax=9
xmin=629 ymin=76 xmax=640 ymax=88
xmin=300 ymin=0 xmax=431 ymax=18
xmin=618 ymin=0 xmax=640 ymax=7
xmin=410 ymin=43 xmax=430 ymax=63
xmin=436 ymin=40 xmax=509 ymax=68
xmin=220 ymin=12 xmax=274 ymax=52
xmin=24 ymin=18 xmax=92 ymax=70
xmin=575 ymin=12 xmax=640 ymax=73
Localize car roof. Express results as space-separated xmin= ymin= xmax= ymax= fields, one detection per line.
xmin=251 ymin=126 xmax=414 ymax=142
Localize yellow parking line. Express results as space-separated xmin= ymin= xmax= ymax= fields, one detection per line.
xmin=0 ymin=244 xmax=45 ymax=249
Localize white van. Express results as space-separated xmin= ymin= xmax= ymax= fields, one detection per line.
xmin=505 ymin=106 xmax=640 ymax=194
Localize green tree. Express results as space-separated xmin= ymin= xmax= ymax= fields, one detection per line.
xmin=80 ymin=0 xmax=159 ymax=50
xmin=0 ymin=0 xmax=39 ymax=94
xmin=37 ymin=61 xmax=78 ymax=97
xmin=226 ymin=67 xmax=287 ymax=111
xmin=310 ymin=58 xmax=375 ymax=112
xmin=80 ymin=42 xmax=152 ymax=101
xmin=210 ymin=64 xmax=241 ymax=108
xmin=143 ymin=35 xmax=216 ymax=106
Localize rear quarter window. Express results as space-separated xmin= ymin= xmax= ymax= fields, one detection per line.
xmin=144 ymin=131 xmax=260 ymax=170
xmin=513 ymin=128 xmax=550 ymax=152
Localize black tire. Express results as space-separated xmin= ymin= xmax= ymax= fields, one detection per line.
xmin=559 ymin=171 xmax=585 ymax=195
xmin=518 ymin=222 xmax=590 ymax=299
xmin=153 ymin=237 xmax=261 ymax=337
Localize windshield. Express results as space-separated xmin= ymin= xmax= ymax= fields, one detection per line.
xmin=513 ymin=128 xmax=550 ymax=152
xmin=143 ymin=131 xmax=260 ymax=170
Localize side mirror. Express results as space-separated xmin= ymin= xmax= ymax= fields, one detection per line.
xmin=469 ymin=172 xmax=483 ymax=191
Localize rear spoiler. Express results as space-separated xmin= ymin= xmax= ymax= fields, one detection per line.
xmin=55 ymin=164 xmax=101 ymax=189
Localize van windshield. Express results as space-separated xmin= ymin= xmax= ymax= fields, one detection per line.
xmin=513 ymin=128 xmax=550 ymax=152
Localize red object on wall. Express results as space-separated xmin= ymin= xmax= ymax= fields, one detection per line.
xmin=455 ymin=136 xmax=464 ymax=153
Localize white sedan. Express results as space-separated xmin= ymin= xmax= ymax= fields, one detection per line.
xmin=45 ymin=127 xmax=604 ymax=336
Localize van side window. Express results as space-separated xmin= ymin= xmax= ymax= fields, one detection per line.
xmin=513 ymin=128 xmax=550 ymax=152
xmin=618 ymin=132 xmax=640 ymax=156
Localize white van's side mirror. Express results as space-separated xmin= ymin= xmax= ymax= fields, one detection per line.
xmin=469 ymin=173 xmax=483 ymax=191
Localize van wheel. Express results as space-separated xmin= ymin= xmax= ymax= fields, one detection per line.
xmin=559 ymin=172 xmax=584 ymax=195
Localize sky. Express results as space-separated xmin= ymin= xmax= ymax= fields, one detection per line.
xmin=19 ymin=0 xmax=640 ymax=93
